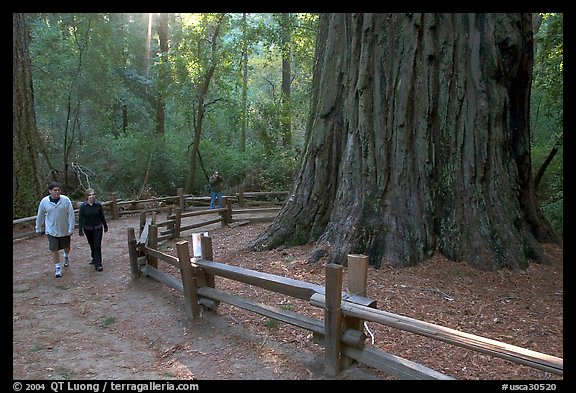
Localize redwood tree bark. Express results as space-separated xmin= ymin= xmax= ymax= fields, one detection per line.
xmin=251 ymin=13 xmax=559 ymax=271
xmin=13 ymin=13 xmax=42 ymax=218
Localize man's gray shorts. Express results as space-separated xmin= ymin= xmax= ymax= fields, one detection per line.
xmin=47 ymin=234 xmax=71 ymax=251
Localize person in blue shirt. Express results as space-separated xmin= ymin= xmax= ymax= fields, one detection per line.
xmin=35 ymin=181 xmax=75 ymax=278
xmin=78 ymin=188 xmax=108 ymax=272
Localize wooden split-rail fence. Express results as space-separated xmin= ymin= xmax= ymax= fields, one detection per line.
xmin=127 ymin=224 xmax=563 ymax=380
xmin=13 ymin=187 xmax=287 ymax=241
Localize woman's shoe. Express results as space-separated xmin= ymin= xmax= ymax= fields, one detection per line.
xmin=95 ymin=265 xmax=103 ymax=271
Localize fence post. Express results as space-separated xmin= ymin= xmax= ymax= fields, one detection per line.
xmin=200 ymin=235 xmax=219 ymax=311
xmin=148 ymin=225 xmax=159 ymax=269
xmin=324 ymin=263 xmax=343 ymax=377
xmin=167 ymin=206 xmax=174 ymax=236
xmin=221 ymin=197 xmax=232 ymax=226
xmin=139 ymin=211 xmax=147 ymax=237
xmin=341 ymin=254 xmax=369 ymax=369
xmin=347 ymin=254 xmax=368 ymax=297
xmin=177 ymin=187 xmax=184 ymax=211
xmin=174 ymin=208 xmax=181 ymax=238
xmin=190 ymin=232 xmax=208 ymax=286
xmin=111 ymin=192 xmax=119 ymax=220
xmin=127 ymin=227 xmax=140 ymax=281
xmin=201 ymin=235 xmax=216 ymax=288
xmin=238 ymin=184 xmax=245 ymax=208
xmin=176 ymin=240 xmax=200 ymax=322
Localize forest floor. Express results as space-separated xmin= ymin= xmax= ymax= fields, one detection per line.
xmin=12 ymin=211 xmax=563 ymax=381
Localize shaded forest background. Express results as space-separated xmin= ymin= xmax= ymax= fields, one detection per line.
xmin=13 ymin=13 xmax=562 ymax=236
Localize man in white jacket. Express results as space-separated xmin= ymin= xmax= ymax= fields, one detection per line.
xmin=35 ymin=181 xmax=75 ymax=278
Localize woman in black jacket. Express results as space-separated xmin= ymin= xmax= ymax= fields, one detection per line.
xmin=78 ymin=188 xmax=108 ymax=271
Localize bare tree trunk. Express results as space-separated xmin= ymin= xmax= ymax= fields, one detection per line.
xmin=61 ymin=14 xmax=90 ymax=192
xmin=155 ymin=13 xmax=168 ymax=135
xmin=13 ymin=13 xmax=43 ymax=217
xmin=251 ymin=13 xmax=558 ymax=271
xmin=281 ymin=12 xmax=292 ymax=147
xmin=185 ymin=15 xmax=225 ymax=194
xmin=240 ymin=13 xmax=248 ymax=153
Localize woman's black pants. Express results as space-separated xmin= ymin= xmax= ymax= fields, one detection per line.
xmin=85 ymin=228 xmax=103 ymax=267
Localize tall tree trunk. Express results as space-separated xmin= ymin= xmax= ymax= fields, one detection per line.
xmin=184 ymin=15 xmax=225 ymax=194
xmin=281 ymin=12 xmax=292 ymax=147
xmin=240 ymin=12 xmax=248 ymax=153
xmin=13 ymin=13 xmax=43 ymax=218
xmin=62 ymin=14 xmax=90 ymax=192
xmin=251 ymin=13 xmax=559 ymax=271
xmin=155 ymin=12 xmax=168 ymax=135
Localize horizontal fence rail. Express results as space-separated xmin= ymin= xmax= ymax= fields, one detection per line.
xmin=310 ymin=293 xmax=563 ymax=375
xmin=13 ymin=188 xmax=287 ymax=240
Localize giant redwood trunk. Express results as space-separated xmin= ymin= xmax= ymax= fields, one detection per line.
xmin=251 ymin=13 xmax=559 ymax=271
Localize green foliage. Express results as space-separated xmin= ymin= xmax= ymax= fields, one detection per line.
xmin=75 ymin=123 xmax=299 ymax=200
xmin=531 ymin=143 xmax=563 ymax=208
xmin=264 ymin=303 xmax=292 ymax=329
xmin=541 ymin=194 xmax=563 ymax=235
xmin=100 ymin=316 xmax=116 ymax=328
xmin=57 ymin=367 xmax=75 ymax=380
xmin=26 ymin=13 xmax=316 ymax=201
xmin=265 ymin=318 xmax=279 ymax=329
xmin=194 ymin=135 xmax=299 ymax=194
xmin=29 ymin=343 xmax=47 ymax=353
xmin=78 ymin=131 xmax=189 ymax=199
xmin=531 ymin=13 xmax=563 ymax=232
xmin=532 ymin=13 xmax=563 ymax=135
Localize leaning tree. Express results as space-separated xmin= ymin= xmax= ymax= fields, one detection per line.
xmin=251 ymin=13 xmax=560 ymax=271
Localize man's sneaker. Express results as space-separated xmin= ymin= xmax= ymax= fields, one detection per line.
xmin=63 ymin=257 xmax=69 ymax=267
xmin=95 ymin=265 xmax=103 ymax=272
xmin=55 ymin=265 xmax=62 ymax=278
